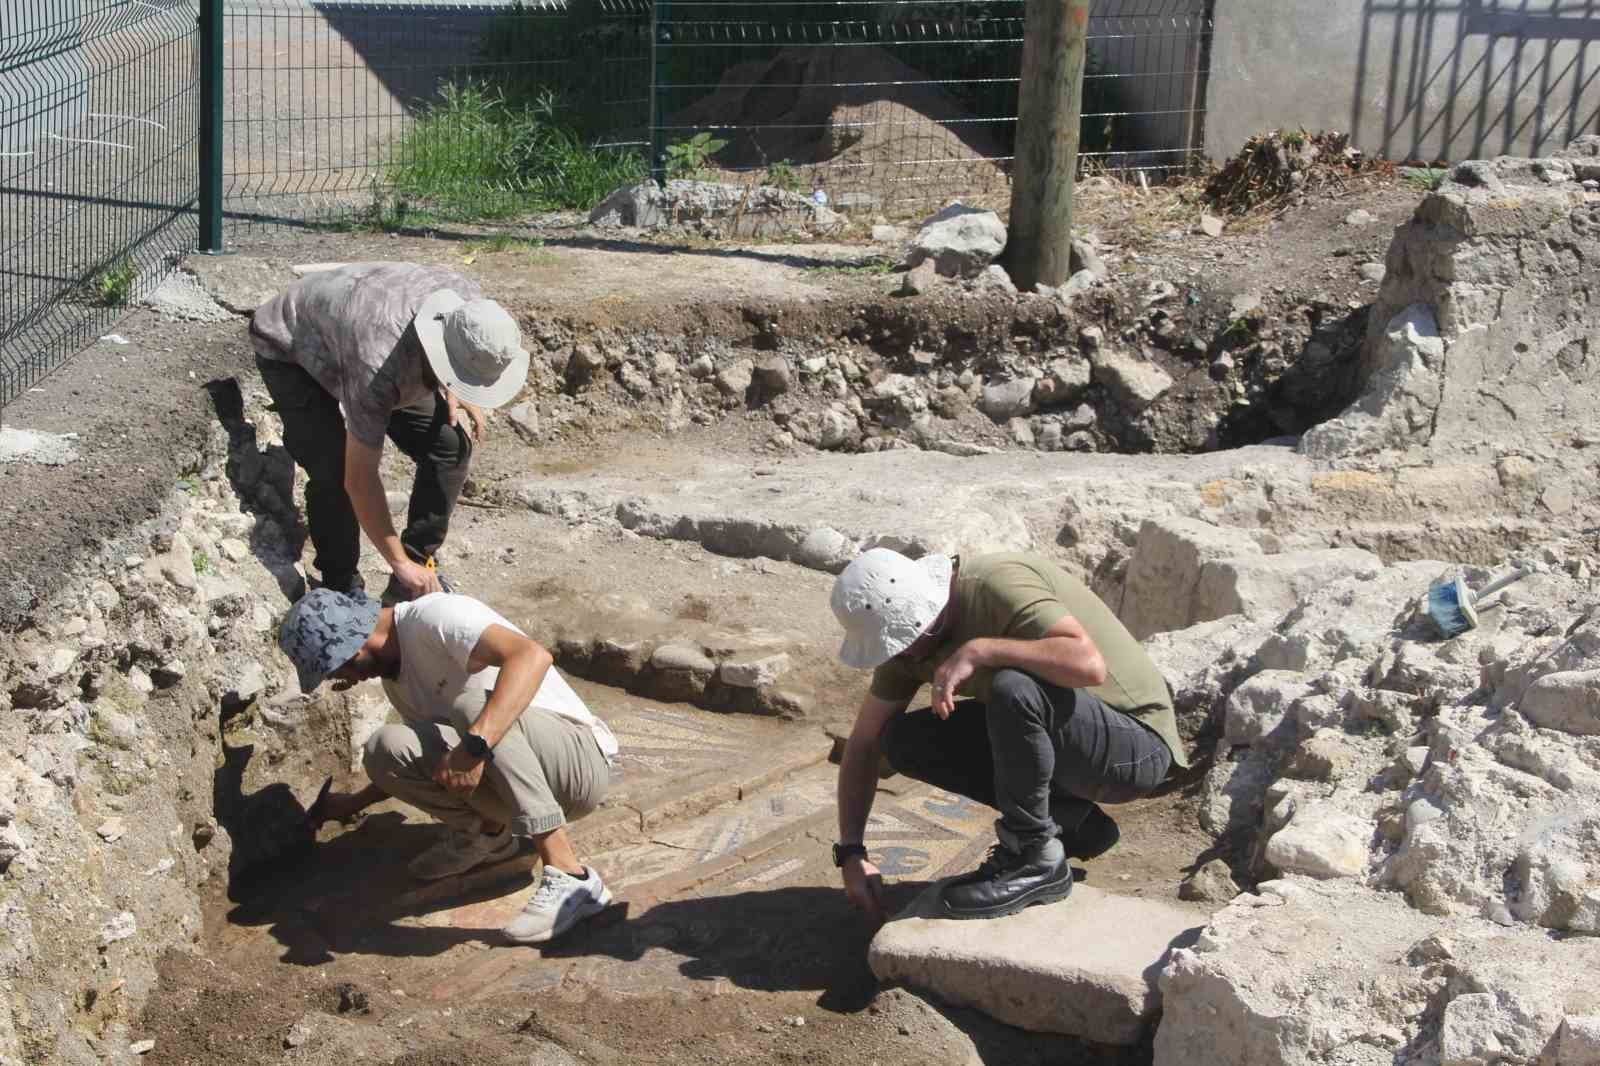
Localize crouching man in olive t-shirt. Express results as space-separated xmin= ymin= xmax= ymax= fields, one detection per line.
xmin=829 ymin=550 xmax=1189 ymax=921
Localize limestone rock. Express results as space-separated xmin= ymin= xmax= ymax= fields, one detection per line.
xmin=1070 ymin=237 xmax=1107 ymax=279
xmin=1222 ymin=670 xmax=1314 ymax=749
xmin=715 ymin=358 xmax=754 ymax=399
xmin=1194 ymin=548 xmax=1383 ymax=623
xmin=1091 ymin=349 xmax=1173 ymax=414
xmin=870 ymin=882 xmax=1202 ymax=1043
xmin=751 ymin=354 xmax=791 ymax=399
xmin=1299 ymin=303 xmax=1444 ymax=459
xmin=506 ymin=401 xmax=541 ymax=443
xmin=1179 ymin=859 xmax=1240 ymax=902
xmin=904 ymin=205 xmax=1007 ymax=278
xmin=1262 ymin=804 xmax=1371 ymax=879
xmin=978 ymin=378 xmax=1036 ymax=420
xmin=1198 ymin=748 xmax=1276 ymax=835
xmin=1517 ymin=669 xmax=1600 ymax=734
xmin=1121 ymin=517 xmax=1254 ymax=639
xmin=900 ymin=259 xmax=938 ymax=296
xmin=719 ymin=652 xmax=791 ymax=689
xmin=975 ymin=263 xmax=1017 ymax=294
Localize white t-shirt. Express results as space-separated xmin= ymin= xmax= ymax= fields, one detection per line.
xmin=383 ymin=593 xmax=619 ymax=764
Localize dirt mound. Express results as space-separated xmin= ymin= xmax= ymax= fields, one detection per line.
xmin=674 ymin=45 xmax=1009 ymax=203
xmin=1203 ymin=130 xmax=1393 ymax=215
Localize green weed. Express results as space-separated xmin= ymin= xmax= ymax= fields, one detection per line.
xmin=765 ymin=159 xmax=802 ymax=193
xmin=387 ymin=82 xmax=645 ymax=221
xmin=192 ymin=549 xmax=210 ymax=575
xmin=87 ymin=256 xmax=137 ymax=307
xmin=664 ymin=132 xmax=729 ymax=181
xmin=1402 ymin=167 xmax=1449 ymax=192
xmin=462 ymin=235 xmax=556 ymax=266
xmin=804 ymin=258 xmax=897 ymax=277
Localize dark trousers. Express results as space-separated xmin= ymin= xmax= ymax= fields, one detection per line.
xmin=880 ymin=668 xmax=1173 ymax=849
xmin=254 ymin=354 xmax=471 ymax=586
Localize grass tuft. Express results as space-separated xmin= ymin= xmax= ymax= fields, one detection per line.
xmin=387 ymin=83 xmax=646 ymax=222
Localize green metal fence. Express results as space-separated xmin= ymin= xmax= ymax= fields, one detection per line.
xmin=2 ymin=0 xmax=201 ymax=415
xmin=1 ymin=0 xmax=1213 ymax=417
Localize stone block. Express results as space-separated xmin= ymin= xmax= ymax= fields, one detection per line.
xmin=719 ymin=652 xmax=791 ymax=689
xmin=1263 ymin=805 xmax=1371 ymax=879
xmin=1519 ymin=669 xmax=1600 ymax=735
xmin=1091 ymin=349 xmax=1173 ymax=414
xmin=869 ymin=882 xmax=1202 ymax=1044
xmin=904 ymin=204 xmax=1006 ymax=278
xmin=1222 ymin=670 xmax=1314 ymax=749
xmin=1194 ymin=548 xmax=1383 ymax=623
xmin=1120 ymin=518 xmax=1254 ymax=639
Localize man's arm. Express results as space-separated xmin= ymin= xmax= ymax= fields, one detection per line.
xmin=837 ymin=693 xmax=908 ymax=921
xmin=434 ymin=624 xmax=553 ymax=794
xmin=931 ymin=614 xmax=1106 ymax=717
xmin=344 ymin=433 xmax=439 ymax=598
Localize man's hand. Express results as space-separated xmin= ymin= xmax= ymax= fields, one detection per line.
xmin=433 ymin=744 xmax=486 ymax=796
xmin=931 ymin=641 xmax=981 ymax=718
xmin=392 ymin=557 xmax=443 ymax=601
xmin=442 ymin=389 xmax=487 ymax=445
xmin=842 ymin=855 xmax=886 ymax=923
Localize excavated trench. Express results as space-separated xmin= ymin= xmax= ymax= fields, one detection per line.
xmin=10 ymin=160 xmax=1600 ymax=1064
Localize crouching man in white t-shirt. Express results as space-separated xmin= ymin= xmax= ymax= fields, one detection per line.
xmin=278 ymin=588 xmax=619 ymax=944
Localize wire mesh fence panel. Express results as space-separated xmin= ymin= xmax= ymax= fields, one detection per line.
xmin=220 ymin=0 xmax=652 ymax=227
xmin=1 ymin=0 xmax=200 ymax=414
xmin=652 ymin=0 xmax=1211 ymax=215
xmin=1082 ymin=0 xmax=1212 ymax=179
xmin=651 ymin=0 xmax=1026 ymax=215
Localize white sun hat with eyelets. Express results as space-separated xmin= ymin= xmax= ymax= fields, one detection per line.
xmin=831 ymin=548 xmax=953 ymax=669
xmin=413 ymin=290 xmax=530 ymax=409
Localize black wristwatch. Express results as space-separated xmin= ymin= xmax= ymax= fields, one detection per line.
xmin=460 ymin=733 xmax=495 ymax=763
xmin=833 ymin=842 xmax=868 ymax=868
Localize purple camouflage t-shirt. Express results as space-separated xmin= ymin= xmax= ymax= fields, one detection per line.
xmin=250 ymin=262 xmax=484 ymax=448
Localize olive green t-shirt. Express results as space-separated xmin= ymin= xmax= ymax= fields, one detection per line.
xmin=869 ymin=552 xmax=1189 ymax=769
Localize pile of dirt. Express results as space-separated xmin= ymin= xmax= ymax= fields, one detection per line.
xmin=674 ymin=45 xmax=1009 ymax=203
xmin=1203 ymin=129 xmax=1394 ymax=216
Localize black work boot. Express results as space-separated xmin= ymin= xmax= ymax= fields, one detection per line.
xmin=939 ymin=833 xmax=1072 ymax=920
xmin=1056 ymin=802 xmax=1120 ymax=861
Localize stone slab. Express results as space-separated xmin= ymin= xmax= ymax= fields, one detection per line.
xmin=868 ymin=882 xmax=1204 ymax=1044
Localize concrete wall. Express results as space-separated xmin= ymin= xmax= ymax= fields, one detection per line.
xmin=1206 ymin=0 xmax=1600 ymax=163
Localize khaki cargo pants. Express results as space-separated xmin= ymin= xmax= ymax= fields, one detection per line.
xmin=363 ymin=688 xmax=610 ymax=838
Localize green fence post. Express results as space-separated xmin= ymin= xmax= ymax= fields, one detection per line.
xmin=649 ymin=0 xmax=668 ymax=185
xmin=198 ymin=0 xmax=224 ymax=252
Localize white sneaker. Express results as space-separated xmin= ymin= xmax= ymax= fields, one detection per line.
xmin=502 ymin=866 xmax=612 ymax=944
xmin=407 ymin=826 xmax=519 ymax=881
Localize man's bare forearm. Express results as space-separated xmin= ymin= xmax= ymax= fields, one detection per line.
xmin=967 ymin=634 xmax=1106 ymax=689
xmin=344 ymin=439 xmax=406 ymax=567
xmin=837 ymin=734 xmax=881 ymax=846
xmin=467 ymin=646 xmax=552 ymax=749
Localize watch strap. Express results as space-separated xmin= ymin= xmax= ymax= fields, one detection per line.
xmin=833 ymin=842 xmax=868 ymax=867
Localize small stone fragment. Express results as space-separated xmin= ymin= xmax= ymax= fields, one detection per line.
xmin=96 ymin=818 xmax=128 ymax=843
xmin=1197 ymin=213 xmax=1225 ymax=237
xmin=1179 ymin=858 xmax=1240 ymax=902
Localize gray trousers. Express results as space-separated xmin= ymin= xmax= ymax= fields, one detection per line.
xmin=880 ymin=668 xmax=1173 ymax=849
xmin=364 ymin=690 xmax=610 ymax=838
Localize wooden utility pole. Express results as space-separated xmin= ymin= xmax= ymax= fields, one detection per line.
xmin=1005 ymin=0 xmax=1092 ymax=292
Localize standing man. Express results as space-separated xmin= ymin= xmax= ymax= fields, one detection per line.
xmin=829 ymin=549 xmax=1188 ymax=921
xmin=251 ymin=262 xmax=530 ymax=603
xmin=278 ymin=588 xmax=618 ymax=944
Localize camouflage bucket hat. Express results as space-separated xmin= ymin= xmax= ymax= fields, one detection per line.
xmin=278 ymin=589 xmax=381 ymax=693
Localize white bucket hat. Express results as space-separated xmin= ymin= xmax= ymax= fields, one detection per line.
xmin=831 ymin=548 xmax=954 ymax=669
xmin=413 ymin=290 xmax=530 ymax=409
